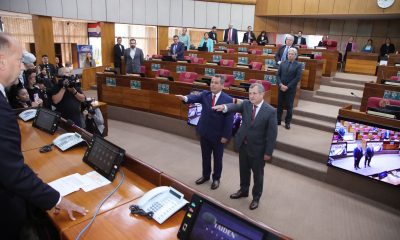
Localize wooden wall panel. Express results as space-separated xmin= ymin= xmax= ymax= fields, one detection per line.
xmin=157 ymin=26 xmax=169 ymax=55
xmin=372 ymin=20 xmax=388 ymax=37
xmin=32 ymin=15 xmax=55 ymax=65
xmin=365 ymin=0 xmax=384 ymax=14
xmin=384 ymin=0 xmax=400 ymax=14
xmin=318 ymin=0 xmax=334 ymax=15
xmin=342 ymin=20 xmax=358 ymax=36
xmin=100 ymin=22 xmax=115 ymax=67
xmin=348 ymin=0 xmax=366 ymax=14
xmin=332 ymin=0 xmax=350 ymax=14
xmin=357 ymin=20 xmax=373 ymax=37
xmin=277 ymin=17 xmax=291 ymax=34
xmin=329 ymin=20 xmax=344 ymax=36
xmin=290 ymin=18 xmax=304 ymax=33
xmin=304 ymin=0 xmax=319 ymax=15
xmin=291 ymin=0 xmax=306 ymax=15
xmin=266 ymin=0 xmax=279 ymax=15
xmin=316 ymin=19 xmax=330 ymax=35
xmin=278 ymin=0 xmax=292 ymax=15
xmin=255 ymin=0 xmax=267 ymax=15
xmin=303 ymin=18 xmax=317 ymax=35
xmin=254 ymin=16 xmax=267 ymax=32
xmin=387 ymin=20 xmax=400 ymax=38
xmin=266 ymin=17 xmax=279 ymax=32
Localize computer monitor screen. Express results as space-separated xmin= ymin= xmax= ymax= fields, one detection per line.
xmin=177 ymin=194 xmax=281 ymax=240
xmin=83 ymin=135 xmax=125 ymax=181
xmin=32 ymin=108 xmax=61 ymax=134
xmin=327 ymin=117 xmax=400 ymax=186
xmin=187 ymin=90 xmax=246 ymax=136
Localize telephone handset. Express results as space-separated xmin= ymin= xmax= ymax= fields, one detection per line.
xmin=19 ymin=109 xmax=37 ymax=121
xmin=53 ymin=132 xmax=84 ymax=151
xmin=137 ymin=186 xmax=188 ymax=224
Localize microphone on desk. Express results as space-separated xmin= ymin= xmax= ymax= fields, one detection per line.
xmin=350 ymin=92 xmax=361 ymax=99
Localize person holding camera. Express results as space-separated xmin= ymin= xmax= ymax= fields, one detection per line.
xmin=81 ymin=99 xmax=105 ymax=136
xmin=52 ymin=68 xmax=85 ymax=127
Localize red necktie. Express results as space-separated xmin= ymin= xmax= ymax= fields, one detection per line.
xmin=251 ymin=104 xmax=257 ymax=122
xmin=212 ymin=94 xmax=216 ymax=107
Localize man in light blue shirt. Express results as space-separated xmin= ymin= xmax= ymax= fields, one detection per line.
xmin=179 ymin=28 xmax=191 ymax=51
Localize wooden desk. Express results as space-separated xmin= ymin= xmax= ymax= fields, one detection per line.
xmin=213 ymin=44 xmax=338 ymax=77
xmin=345 ymin=52 xmax=379 ymax=75
xmin=19 ymin=120 xmax=62 ymax=152
xmin=81 ymin=66 xmax=106 ymax=90
xmin=376 ymin=65 xmax=400 ymax=84
xmin=23 ymin=144 xmax=152 ymax=232
xmin=360 ymin=82 xmax=400 ymax=112
xmin=388 ymin=53 xmax=400 ymax=66
xmin=62 ymin=199 xmax=185 ymax=240
xmin=159 ymin=50 xmax=323 ymax=91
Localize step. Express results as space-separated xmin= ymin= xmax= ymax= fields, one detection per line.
xmin=306 ymin=95 xmax=361 ymax=109
xmin=295 ymin=99 xmax=340 ymax=122
xmin=272 ymin=149 xmax=328 ymax=182
xmin=322 ymin=80 xmax=365 ymax=91
xmin=334 ymin=72 xmax=377 ymax=83
xmin=316 ymin=85 xmax=363 ymax=102
xmin=291 ymin=114 xmax=335 ymax=132
xmin=275 ymin=124 xmax=332 ymax=164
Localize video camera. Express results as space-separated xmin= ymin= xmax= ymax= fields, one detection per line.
xmin=60 ymin=75 xmax=78 ymax=88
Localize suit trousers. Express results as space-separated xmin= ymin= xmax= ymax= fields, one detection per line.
xmin=239 ymin=143 xmax=265 ymax=200
xmin=200 ymin=137 xmax=224 ymax=181
xmin=277 ymin=89 xmax=296 ymax=124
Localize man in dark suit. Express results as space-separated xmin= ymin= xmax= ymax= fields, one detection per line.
xmin=242 ymin=26 xmax=256 ymax=44
xmin=208 ymin=26 xmax=218 ymax=44
xmin=294 ymin=31 xmax=307 ymax=46
xmin=353 ymin=144 xmax=363 ymax=170
xmin=176 ymin=76 xmax=234 ymax=190
xmin=169 ymin=35 xmax=185 ymax=61
xmin=223 ymin=24 xmax=238 ymax=44
xmin=123 ymin=38 xmax=144 ymax=74
xmin=213 ymin=83 xmax=278 ymax=210
xmin=275 ymin=34 xmax=296 ymax=64
xmin=39 ymin=54 xmax=56 ymax=79
xmin=364 ymin=145 xmax=374 ymax=167
xmin=113 ymin=37 xmax=125 ymax=74
xmin=0 ymin=33 xmax=87 ymax=239
xmin=276 ymin=47 xmax=303 ymax=130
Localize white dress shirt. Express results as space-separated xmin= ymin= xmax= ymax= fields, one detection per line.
xmin=130 ymin=47 xmax=136 ymax=59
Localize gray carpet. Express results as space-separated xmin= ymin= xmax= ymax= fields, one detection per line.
xmin=105 ymin=119 xmax=400 ymax=240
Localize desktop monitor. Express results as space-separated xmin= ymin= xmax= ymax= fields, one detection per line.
xmin=177 ymin=194 xmax=282 ymax=240
xmin=83 ymin=135 xmax=125 ymax=181
xmin=327 ymin=117 xmax=400 ymax=186
xmin=32 ymin=108 xmax=61 ymax=134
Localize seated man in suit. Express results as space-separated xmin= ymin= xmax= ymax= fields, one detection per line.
xmin=276 ymin=48 xmax=303 ymax=130
xmin=208 ymin=26 xmax=218 ymax=44
xmin=176 ymin=76 xmax=234 ymax=190
xmin=123 ymin=38 xmax=144 ymax=74
xmin=223 ymin=24 xmax=238 ymax=44
xmin=242 ymin=26 xmax=256 ymax=44
xmin=213 ymin=83 xmax=278 ymax=210
xmin=294 ymin=31 xmax=307 ymax=46
xmin=275 ymin=34 xmax=296 ymax=65
xmin=0 ymin=32 xmax=87 ymax=240
xmin=169 ymin=35 xmax=185 ymax=61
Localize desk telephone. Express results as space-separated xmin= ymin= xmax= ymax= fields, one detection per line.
xmin=53 ymin=132 xmax=84 ymax=151
xmin=136 ymin=186 xmax=188 ymax=224
xmin=19 ymin=109 xmax=37 ymax=121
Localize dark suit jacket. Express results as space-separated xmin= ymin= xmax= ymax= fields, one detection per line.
xmin=187 ymin=91 xmax=234 ymax=141
xmin=39 ymin=63 xmax=56 ymax=78
xmin=275 ymin=45 xmax=297 ymax=63
xmin=353 ymin=147 xmax=363 ymax=160
xmin=256 ymin=35 xmax=269 ymax=45
xmin=113 ymin=44 xmax=125 ymax=68
xmin=208 ymin=31 xmax=218 ymax=43
xmin=0 ymin=93 xmax=59 ymax=239
xmin=276 ymin=60 xmax=303 ymax=92
xmin=242 ymin=31 xmax=256 ymax=43
xmin=223 ymin=28 xmax=238 ymax=44
xmin=169 ymin=42 xmax=185 ymax=61
xmin=294 ymin=36 xmax=306 ymax=45
xmin=226 ymin=100 xmax=277 ymax=158
xmin=123 ymin=47 xmax=144 ymax=73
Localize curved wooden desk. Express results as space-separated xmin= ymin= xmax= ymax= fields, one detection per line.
xmin=344 ymin=52 xmax=379 ymax=75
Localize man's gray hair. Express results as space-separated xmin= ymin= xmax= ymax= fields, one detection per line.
xmin=249 ymin=83 xmax=265 ymax=93
xmin=214 ymin=75 xmax=225 ymax=84
xmin=288 ymin=47 xmax=298 ymax=56
xmin=286 ymin=34 xmax=294 ymax=41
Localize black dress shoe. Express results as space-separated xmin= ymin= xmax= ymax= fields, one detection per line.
xmin=285 ymin=123 xmax=290 ymax=129
xmin=230 ymin=190 xmax=249 ymax=199
xmin=277 ymin=121 xmax=281 ymax=125
xmin=211 ymin=180 xmax=220 ymax=190
xmin=195 ymin=176 xmax=209 ymax=185
xmin=249 ymin=199 xmax=259 ymax=210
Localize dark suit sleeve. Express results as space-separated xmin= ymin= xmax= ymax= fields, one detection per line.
xmin=276 ymin=63 xmax=283 ymax=86
xmin=275 ymin=46 xmax=283 ymax=62
xmin=223 ymin=30 xmax=227 ymax=42
xmin=177 ymin=43 xmax=185 ymax=56
xmin=0 ymin=103 xmax=60 ymax=211
xmin=140 ymin=49 xmax=144 ymax=65
xmin=287 ymin=63 xmax=303 ymax=90
xmin=169 ymin=44 xmax=173 ymax=55
xmin=264 ymin=109 xmax=277 ymax=156
xmin=186 ymin=93 xmax=203 ymax=104
xmin=234 ymin=29 xmax=238 ymax=44
xmin=226 ymin=101 xmax=244 ymax=113
xmin=242 ymin=33 xmax=246 ymax=43
xmin=222 ymin=95 xmax=234 ymax=139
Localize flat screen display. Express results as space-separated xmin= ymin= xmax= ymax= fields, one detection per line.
xmin=32 ymin=108 xmax=60 ymax=134
xmin=327 ymin=117 xmax=400 ymax=186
